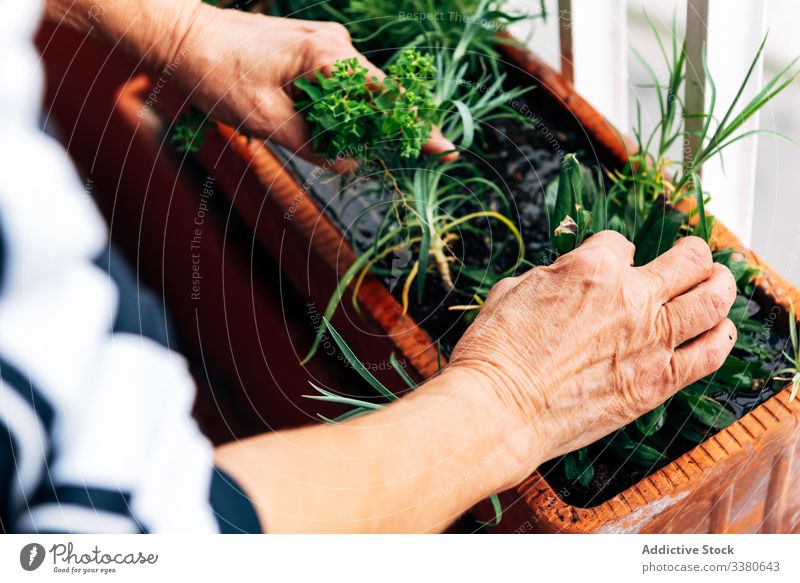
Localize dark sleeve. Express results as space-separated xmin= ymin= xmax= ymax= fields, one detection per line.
xmin=0 ymin=422 xmax=16 ymax=533
xmin=0 ymin=220 xmax=8 ymax=531
xmin=208 ymin=468 xmax=263 ymax=534
xmin=0 ymin=355 xmax=56 ymax=534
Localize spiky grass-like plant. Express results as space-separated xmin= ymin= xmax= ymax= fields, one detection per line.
xmin=775 ymin=305 xmax=800 ymax=402
xmin=300 ymin=43 xmax=531 ymax=361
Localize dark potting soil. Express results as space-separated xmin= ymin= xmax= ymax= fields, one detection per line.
xmin=277 ymin=83 xmax=794 ymax=510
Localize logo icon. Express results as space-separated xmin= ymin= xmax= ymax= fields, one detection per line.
xmin=388 ymin=245 xmax=412 ymax=292
xmin=20 ymin=543 xmax=46 ymax=571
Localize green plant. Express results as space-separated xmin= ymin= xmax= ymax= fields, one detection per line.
xmin=170 ymin=108 xmax=217 ymax=154
xmin=304 ymin=318 xmax=503 ymax=526
xmin=279 ymin=0 xmax=545 ymax=72
xmin=775 ymin=304 xmax=800 ymax=402
xmin=290 ymin=4 xmax=799 ymax=498
xmin=608 ymin=13 xmax=799 ymax=238
xmin=169 ymin=0 xmax=232 ymax=152
xmin=547 ymin=149 xmax=794 ymax=491
xmin=300 ymin=41 xmax=531 ymax=361
xmin=295 ymin=48 xmax=438 ymax=161
xmin=542 ymin=17 xmax=799 ymax=492
xmin=302 ymin=155 xmax=526 ymax=361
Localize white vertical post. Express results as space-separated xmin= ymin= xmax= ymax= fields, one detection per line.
xmin=507 ymin=0 xmax=562 ymax=72
xmin=569 ymin=0 xmax=629 ymax=131
xmin=702 ymin=0 xmax=767 ymax=246
xmin=558 ymin=0 xmax=574 ymax=83
xmin=684 ymin=0 xmax=708 ymax=172
xmin=509 ymin=0 xmax=628 ymax=131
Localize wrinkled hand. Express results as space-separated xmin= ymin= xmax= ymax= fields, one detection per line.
xmin=448 ymin=231 xmax=737 ymax=477
xmin=169 ymin=5 xmax=455 ymax=168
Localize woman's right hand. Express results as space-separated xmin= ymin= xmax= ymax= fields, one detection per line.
xmin=448 ymin=231 xmax=736 ymax=483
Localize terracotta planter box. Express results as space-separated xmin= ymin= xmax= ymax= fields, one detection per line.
xmin=193 ymin=41 xmax=800 ymax=532
xmin=124 ymin=39 xmax=799 ymax=531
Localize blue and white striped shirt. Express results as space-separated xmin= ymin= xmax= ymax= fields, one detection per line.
xmin=0 ymin=0 xmax=259 ymax=534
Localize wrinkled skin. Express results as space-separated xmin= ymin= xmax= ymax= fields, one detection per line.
xmin=170 ymin=5 xmax=455 ymax=168
xmin=449 ymin=231 xmax=737 ymax=476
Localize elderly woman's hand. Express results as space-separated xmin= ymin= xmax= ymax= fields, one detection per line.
xmin=448 ymin=231 xmax=737 ymax=481
xmin=165 ymin=4 xmax=455 ymax=168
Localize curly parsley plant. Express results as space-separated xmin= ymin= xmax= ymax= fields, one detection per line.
xmin=294 ymin=49 xmax=438 ymax=162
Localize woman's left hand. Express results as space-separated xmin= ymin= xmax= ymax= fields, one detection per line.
xmin=167 ymin=4 xmax=456 ymax=168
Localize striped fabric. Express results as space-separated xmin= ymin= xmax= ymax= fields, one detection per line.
xmin=0 ymin=0 xmax=260 ymax=534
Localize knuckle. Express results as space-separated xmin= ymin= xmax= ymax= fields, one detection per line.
xmin=644 ymin=266 xmax=670 ymax=295
xmin=680 ymin=236 xmax=713 ymax=270
xmin=719 ymin=264 xmax=737 ymax=301
xmin=703 ymin=342 xmax=725 ymax=372
xmin=706 ymin=288 xmax=730 ymax=322
xmin=569 ymin=244 xmax=619 ymax=275
xmin=595 ymin=229 xmax=631 ymax=248
xmin=594 ymin=245 xmax=622 ymax=272
xmin=486 ymin=277 xmax=516 ymax=304
xmin=320 ymin=21 xmax=351 ymax=40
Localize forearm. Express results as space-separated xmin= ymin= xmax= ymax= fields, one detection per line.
xmin=214 ymin=368 xmax=538 ymax=533
xmin=43 ymin=0 xmax=202 ymax=69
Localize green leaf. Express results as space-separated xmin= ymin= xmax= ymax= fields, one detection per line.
xmin=713 ymin=249 xmax=761 ymax=286
xmin=304 ymin=383 xmax=385 ymax=410
xmin=478 ymin=494 xmax=503 ymax=527
xmin=322 ymin=318 xmax=398 ymax=401
xmin=714 ymin=354 xmax=767 ymax=387
xmin=414 ymin=170 xmax=432 ymax=302
xmin=636 ymin=404 xmax=666 ymax=436
xmin=551 ymin=154 xmax=583 ymax=254
xmin=563 ymin=448 xmax=595 ymax=488
xmin=633 ymin=205 xmax=687 ymax=266
xmin=295 ymin=48 xmax=437 ymax=161
xmin=389 ymin=353 xmax=417 ymax=389
xmin=318 ymin=407 xmax=374 ymax=424
xmin=608 ymin=215 xmax=627 ymax=237
xmin=727 ymin=295 xmax=754 ymax=325
xmin=675 ymin=392 xmax=736 ymax=429
xmin=588 ymin=169 xmax=608 ymax=232
xmin=293 ymin=77 xmax=323 ymax=101
xmin=604 ymin=428 xmax=668 ymax=467
xmin=576 ymin=208 xmax=594 ymax=245
xmin=671 ymin=418 xmax=710 ymax=444
xmin=452 ymin=100 xmax=475 ymax=149
xmin=691 ymin=171 xmax=710 ymax=242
